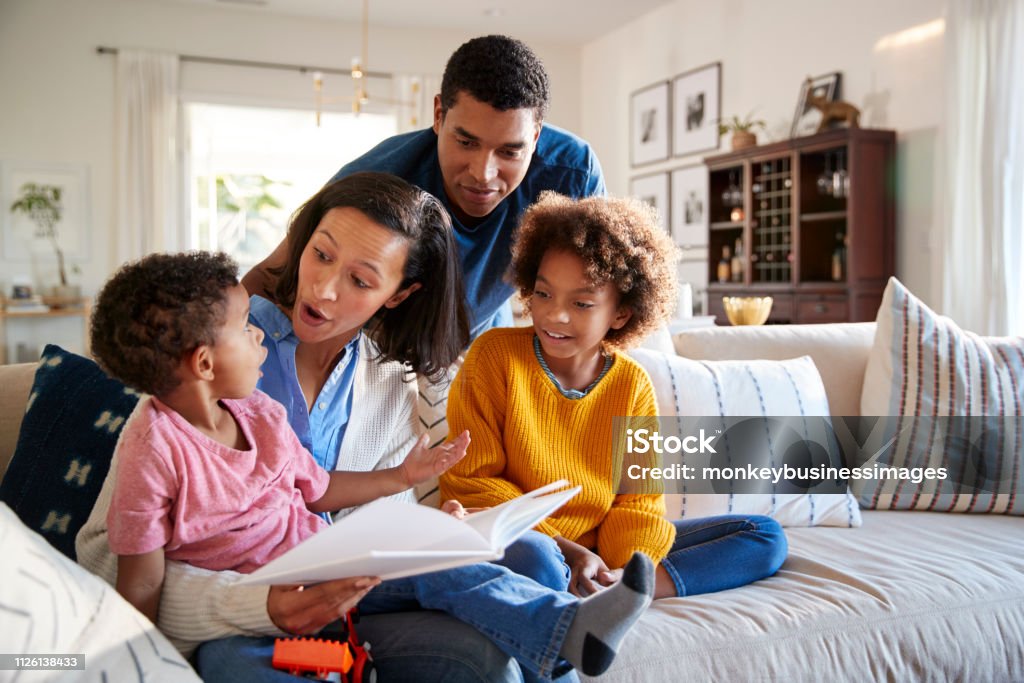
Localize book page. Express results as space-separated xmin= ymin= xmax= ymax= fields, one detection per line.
xmin=239 ymin=499 xmax=491 ymax=585
xmin=238 ymin=482 xmax=580 ymax=585
xmin=464 ymin=483 xmax=581 ymax=552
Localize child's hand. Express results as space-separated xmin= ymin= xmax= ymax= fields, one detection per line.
xmin=399 ymin=430 xmax=471 ymax=487
xmin=557 ymin=538 xmax=615 ymax=597
xmin=441 ymin=499 xmax=488 ymax=520
xmin=441 ymin=499 xmax=467 ymax=519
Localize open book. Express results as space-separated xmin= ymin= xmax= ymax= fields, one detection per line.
xmin=238 ymin=480 xmax=581 ymax=585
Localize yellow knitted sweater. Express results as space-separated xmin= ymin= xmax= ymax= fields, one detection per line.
xmin=440 ymin=327 xmax=675 ymax=569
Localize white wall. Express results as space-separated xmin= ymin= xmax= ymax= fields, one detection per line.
xmin=0 ymin=0 xmax=582 ymax=297
xmin=581 ymin=0 xmax=946 ymax=308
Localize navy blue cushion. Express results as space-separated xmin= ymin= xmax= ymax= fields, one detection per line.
xmin=0 ymin=345 xmax=139 ymax=560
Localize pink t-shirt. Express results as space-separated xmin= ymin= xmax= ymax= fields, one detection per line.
xmin=107 ymin=391 xmax=330 ymax=573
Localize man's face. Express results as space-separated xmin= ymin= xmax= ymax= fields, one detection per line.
xmin=433 ymin=92 xmax=541 ymax=224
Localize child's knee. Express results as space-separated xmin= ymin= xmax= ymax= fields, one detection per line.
xmin=750 ymin=515 xmax=788 ymax=576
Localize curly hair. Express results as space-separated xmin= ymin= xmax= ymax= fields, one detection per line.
xmin=509 ymin=192 xmax=679 ymax=349
xmin=90 ymin=252 xmax=239 ymax=396
xmin=440 ymin=35 xmax=549 ymax=120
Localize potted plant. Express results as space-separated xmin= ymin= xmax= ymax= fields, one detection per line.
xmin=9 ymin=182 xmax=77 ymax=299
xmin=718 ymin=113 xmax=766 ymax=151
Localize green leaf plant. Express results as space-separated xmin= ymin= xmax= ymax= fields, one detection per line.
xmin=9 ymin=182 xmax=69 ymax=286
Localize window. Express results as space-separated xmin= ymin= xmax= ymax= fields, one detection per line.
xmin=187 ymin=103 xmax=397 ymax=272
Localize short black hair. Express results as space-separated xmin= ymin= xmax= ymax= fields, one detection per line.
xmin=272 ymin=172 xmax=470 ymax=381
xmin=440 ymin=35 xmax=549 ymax=120
xmin=91 ymin=251 xmax=239 ymax=396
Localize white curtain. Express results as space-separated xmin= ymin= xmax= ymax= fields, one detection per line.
xmin=393 ymin=74 xmax=441 ymax=134
xmin=942 ymin=0 xmax=1024 ymax=335
xmin=114 ymin=50 xmax=180 ymax=264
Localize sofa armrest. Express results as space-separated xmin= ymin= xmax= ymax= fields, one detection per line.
xmin=673 ymin=323 xmax=876 ymax=417
xmin=0 ymin=363 xmax=36 ymax=482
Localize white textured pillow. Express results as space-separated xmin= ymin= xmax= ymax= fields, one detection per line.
xmin=0 ymin=503 xmax=200 ymax=681
xmin=630 ymin=349 xmax=862 ymax=527
xmin=859 ymin=277 xmax=1024 ymax=514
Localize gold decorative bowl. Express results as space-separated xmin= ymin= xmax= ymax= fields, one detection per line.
xmin=722 ymin=296 xmax=773 ymax=325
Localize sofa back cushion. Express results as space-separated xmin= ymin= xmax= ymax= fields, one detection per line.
xmin=630 ymin=348 xmax=862 ymax=527
xmin=0 ymin=362 xmax=36 ymax=481
xmin=673 ymin=322 xmax=876 ymax=417
xmin=0 ymin=345 xmax=139 ymax=559
xmin=858 ymin=278 xmax=1024 ymax=514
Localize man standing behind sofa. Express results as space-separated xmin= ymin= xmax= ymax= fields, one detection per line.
xmin=246 ymin=34 xmax=606 ymax=336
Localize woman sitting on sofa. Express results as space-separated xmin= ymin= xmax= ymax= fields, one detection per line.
xmin=77 ymin=173 xmax=547 ymax=683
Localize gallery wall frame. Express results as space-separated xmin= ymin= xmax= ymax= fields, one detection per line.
xmin=630 ymin=81 xmax=671 ymax=167
xmin=671 ymin=62 xmax=721 ymax=158
xmin=670 ymin=165 xmax=709 ymax=249
xmin=1 ymin=161 xmax=91 ymax=262
xmin=629 ymin=171 xmax=670 ymax=233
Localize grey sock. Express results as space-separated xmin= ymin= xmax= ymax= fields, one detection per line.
xmin=559 ymin=552 xmax=654 ymax=676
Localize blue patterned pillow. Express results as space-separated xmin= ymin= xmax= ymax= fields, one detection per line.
xmin=0 ymin=345 xmax=140 ymax=559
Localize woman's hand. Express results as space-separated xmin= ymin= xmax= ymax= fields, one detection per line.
xmin=399 ymin=430 xmax=471 ymax=488
xmin=555 ymin=537 xmax=619 ymax=597
xmin=267 ymin=576 xmax=381 ymax=635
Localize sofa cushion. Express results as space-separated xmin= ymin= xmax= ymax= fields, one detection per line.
xmin=0 ymin=362 xmax=36 ymax=481
xmin=858 ymin=277 xmax=1024 ymax=513
xmin=0 ymin=345 xmax=140 ymax=559
xmin=0 ymin=502 xmax=200 ymax=681
xmin=630 ymin=349 xmax=862 ymax=527
xmin=673 ymin=322 xmax=875 ymax=417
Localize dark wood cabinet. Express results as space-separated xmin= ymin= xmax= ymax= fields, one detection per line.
xmin=705 ymin=128 xmax=896 ymax=324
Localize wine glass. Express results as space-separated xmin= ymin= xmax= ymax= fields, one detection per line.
xmin=833 ymin=149 xmax=849 ymax=199
xmin=817 ymin=152 xmax=832 ymax=196
xmin=722 ymin=171 xmax=742 ymax=208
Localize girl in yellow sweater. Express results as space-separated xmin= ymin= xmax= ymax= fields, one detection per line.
xmin=441 ymin=192 xmax=787 ymax=599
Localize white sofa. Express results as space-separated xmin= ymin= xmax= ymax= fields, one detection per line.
xmin=2 ymin=322 xmax=1022 ymax=682
xmin=590 ymin=322 xmax=1024 ymax=681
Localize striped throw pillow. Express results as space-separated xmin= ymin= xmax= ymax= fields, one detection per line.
xmin=630 ymin=349 xmax=862 ymax=527
xmin=858 ymin=278 xmax=1024 ymax=513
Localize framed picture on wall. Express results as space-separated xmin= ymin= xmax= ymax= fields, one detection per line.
xmin=672 ymin=62 xmax=721 ymax=157
xmin=1 ymin=161 xmax=90 ymax=262
xmin=790 ymin=72 xmax=842 ymax=138
xmin=629 ymin=172 xmax=670 ymax=232
xmin=630 ymin=81 xmax=671 ymax=167
xmin=670 ymin=165 xmax=709 ymax=249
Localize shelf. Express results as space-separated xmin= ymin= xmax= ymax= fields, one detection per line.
xmin=1 ymin=309 xmax=87 ymax=319
xmin=801 ymin=211 xmax=847 ymax=222
xmin=797 ymin=281 xmax=848 ymax=291
xmin=710 ymin=221 xmax=743 ymax=231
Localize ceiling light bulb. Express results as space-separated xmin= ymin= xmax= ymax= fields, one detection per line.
xmin=350 ymin=57 xmax=364 ymax=79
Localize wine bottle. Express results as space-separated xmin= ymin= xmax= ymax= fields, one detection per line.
xmin=831 ymin=232 xmax=846 ymax=281
xmin=717 ymin=245 xmax=731 ymax=283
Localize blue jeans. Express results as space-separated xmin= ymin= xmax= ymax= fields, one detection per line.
xmin=505 ymin=515 xmax=787 ymax=597
xmin=196 ymin=537 xmax=579 ymax=682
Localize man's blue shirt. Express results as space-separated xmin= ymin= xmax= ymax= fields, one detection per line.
xmin=249 ymin=295 xmax=359 ymax=472
xmin=331 ymin=124 xmax=606 ymax=336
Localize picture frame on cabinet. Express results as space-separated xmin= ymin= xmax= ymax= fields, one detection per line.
xmin=671 ymin=62 xmax=721 ymax=157
xmin=629 ymin=172 xmax=670 ymax=233
xmin=791 ymin=72 xmax=842 ymax=138
xmin=630 ymin=81 xmax=671 ymax=166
